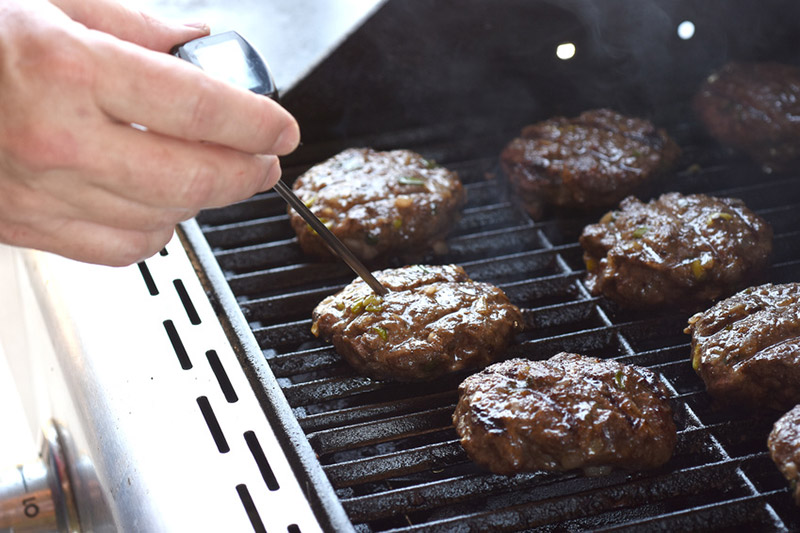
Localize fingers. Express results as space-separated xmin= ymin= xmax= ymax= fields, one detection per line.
xmin=78 ymin=121 xmax=284 ymax=209
xmin=0 ymin=216 xmax=176 ymax=267
xmin=7 ymin=119 xmax=283 ymax=223
xmin=49 ymin=0 xmax=210 ymax=52
xmin=49 ymin=0 xmax=301 ymax=156
xmin=52 ymin=0 xmax=301 ymax=157
xmin=29 ymin=174 xmax=197 ymax=231
xmin=0 ymin=178 xmax=177 ymax=266
xmin=89 ymin=34 xmax=300 ymax=156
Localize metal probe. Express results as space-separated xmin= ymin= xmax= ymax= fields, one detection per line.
xmin=172 ymin=32 xmax=388 ymax=295
xmin=272 ymin=180 xmax=388 ymax=295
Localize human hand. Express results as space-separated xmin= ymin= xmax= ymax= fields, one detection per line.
xmin=0 ymin=0 xmax=300 ymax=266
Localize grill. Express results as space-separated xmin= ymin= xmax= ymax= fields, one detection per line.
xmin=184 ymin=119 xmax=800 ymax=531
xmin=131 ymin=0 xmax=800 ymax=532
xmin=179 ymin=1 xmax=800 ymax=531
xmin=177 ymin=1 xmax=800 ymax=532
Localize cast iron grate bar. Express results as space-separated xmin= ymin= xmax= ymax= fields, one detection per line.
xmin=197 ymin=121 xmax=799 ymax=531
xmin=324 ymin=440 xmax=467 ymax=489
xmin=361 ymin=457 xmax=770 ymax=532
xmin=308 ymin=406 xmax=456 ymax=456
xmin=297 ymin=391 xmax=457 ymax=434
xmin=340 ymin=454 xmax=761 ymax=526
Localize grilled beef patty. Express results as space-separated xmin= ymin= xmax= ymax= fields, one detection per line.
xmin=311 ymin=264 xmax=523 ymax=382
xmin=685 ymin=283 xmax=800 ymax=410
xmin=499 ymin=108 xmax=680 ymax=219
xmin=453 ymin=353 xmax=676 ymax=475
xmin=694 ymin=62 xmax=800 ymax=172
xmin=580 ymin=192 xmax=772 ymax=309
xmin=289 ymin=148 xmax=466 ymax=261
xmin=769 ymin=404 xmax=800 ymax=505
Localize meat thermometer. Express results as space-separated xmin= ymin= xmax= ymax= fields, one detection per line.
xmin=172 ymin=31 xmax=388 ymax=295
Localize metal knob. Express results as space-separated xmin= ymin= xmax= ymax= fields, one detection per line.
xmin=0 ymin=422 xmax=80 ymax=532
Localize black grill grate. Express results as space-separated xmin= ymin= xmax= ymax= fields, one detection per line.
xmin=194 ymin=118 xmax=800 ymax=532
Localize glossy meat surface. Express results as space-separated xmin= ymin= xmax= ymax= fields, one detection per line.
xmin=453 ymin=353 xmax=676 ymax=475
xmin=312 ymin=264 xmax=522 ymax=381
xmin=769 ymin=404 xmax=800 ymax=506
xmin=694 ymin=62 xmax=800 ymax=171
xmin=290 ymin=148 xmax=465 ymax=261
xmin=500 ymin=108 xmax=680 ymax=219
xmin=580 ymin=192 xmax=772 ymax=309
xmin=686 ymin=283 xmax=800 ymax=410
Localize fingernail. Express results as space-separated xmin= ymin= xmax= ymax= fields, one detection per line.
xmin=183 ymin=21 xmax=209 ymax=32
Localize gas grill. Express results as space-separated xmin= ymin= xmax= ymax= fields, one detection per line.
xmin=185 ymin=119 xmax=800 ymax=532
xmin=3 ymin=0 xmax=800 ymax=531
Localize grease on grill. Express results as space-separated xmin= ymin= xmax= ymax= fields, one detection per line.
xmin=453 ymin=353 xmax=676 ymax=475
xmin=580 ymin=192 xmax=772 ymax=310
xmin=499 ymin=108 xmax=680 ymax=220
xmin=686 ymin=282 xmax=800 ymax=410
xmin=769 ymin=404 xmax=800 ymax=506
xmin=694 ymin=62 xmax=800 ymax=172
xmin=289 ymin=148 xmax=466 ymax=261
xmin=311 ymin=264 xmax=523 ymax=382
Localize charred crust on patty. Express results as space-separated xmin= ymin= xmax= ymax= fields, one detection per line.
xmin=686 ymin=282 xmax=800 ymax=410
xmin=289 ymin=148 xmax=466 ymax=261
xmin=500 ymin=108 xmax=680 ymax=219
xmin=453 ymin=353 xmax=677 ymax=475
xmin=311 ymin=264 xmax=523 ymax=382
xmin=580 ymin=192 xmax=772 ymax=310
xmin=694 ymin=62 xmax=800 ymax=172
xmin=769 ymin=404 xmax=800 ymax=506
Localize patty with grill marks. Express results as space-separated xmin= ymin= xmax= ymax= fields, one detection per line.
xmin=694 ymin=62 xmax=800 ymax=172
xmin=453 ymin=353 xmax=676 ymax=475
xmin=311 ymin=264 xmax=522 ymax=382
xmin=499 ymin=108 xmax=680 ymax=219
xmin=289 ymin=148 xmax=466 ymax=261
xmin=580 ymin=192 xmax=772 ymax=310
xmin=685 ymin=283 xmax=800 ymax=410
xmin=769 ymin=404 xmax=800 ymax=505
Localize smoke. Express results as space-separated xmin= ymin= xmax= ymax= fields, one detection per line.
xmin=285 ymin=0 xmax=800 ymax=140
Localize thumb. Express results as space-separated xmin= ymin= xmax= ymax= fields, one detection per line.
xmin=49 ymin=0 xmax=210 ymax=52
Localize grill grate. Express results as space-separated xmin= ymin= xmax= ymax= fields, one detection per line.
xmin=194 ymin=118 xmax=800 ymax=532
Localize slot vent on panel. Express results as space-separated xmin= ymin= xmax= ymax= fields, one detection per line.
xmin=206 ymin=349 xmax=239 ymax=403
xmin=244 ymin=431 xmax=280 ymax=491
xmin=174 ymin=279 xmax=201 ymax=325
xmin=197 ymin=396 xmax=229 ymax=453
xmin=137 ymin=261 xmax=158 ymax=295
xmin=236 ymin=484 xmax=267 ymax=533
xmin=163 ymin=320 xmax=192 ymax=370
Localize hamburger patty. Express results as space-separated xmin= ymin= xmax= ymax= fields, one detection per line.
xmin=685 ymin=283 xmax=800 ymax=410
xmin=453 ymin=353 xmax=676 ymax=475
xmin=311 ymin=264 xmax=523 ymax=382
xmin=694 ymin=62 xmax=800 ymax=171
xmin=499 ymin=108 xmax=680 ymax=219
xmin=769 ymin=404 xmax=800 ymax=506
xmin=580 ymin=192 xmax=772 ymax=309
xmin=289 ymin=148 xmax=465 ymax=261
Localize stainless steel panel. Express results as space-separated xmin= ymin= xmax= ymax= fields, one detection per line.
xmin=16 ymin=234 xmax=322 ymax=531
